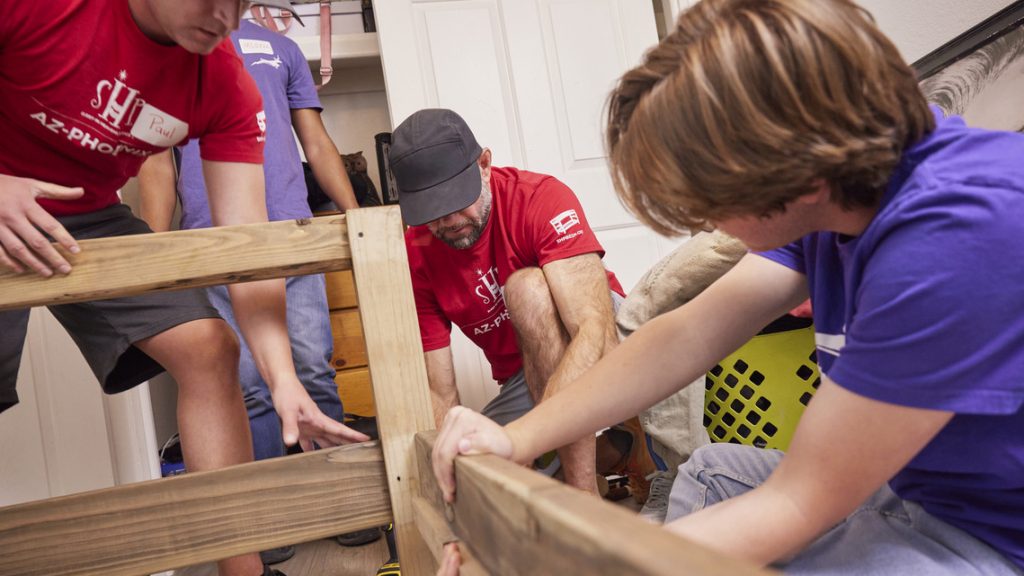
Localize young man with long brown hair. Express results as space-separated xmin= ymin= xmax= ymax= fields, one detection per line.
xmin=430 ymin=0 xmax=1024 ymax=573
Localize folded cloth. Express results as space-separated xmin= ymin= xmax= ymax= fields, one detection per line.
xmin=616 ymin=230 xmax=747 ymax=470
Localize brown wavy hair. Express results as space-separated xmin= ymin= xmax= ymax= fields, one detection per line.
xmin=606 ymin=0 xmax=934 ymax=235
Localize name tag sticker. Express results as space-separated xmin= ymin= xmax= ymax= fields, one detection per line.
xmin=239 ymin=39 xmax=274 ymax=55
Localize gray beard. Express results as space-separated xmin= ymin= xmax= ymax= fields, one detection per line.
xmin=433 ymin=187 xmax=492 ymax=250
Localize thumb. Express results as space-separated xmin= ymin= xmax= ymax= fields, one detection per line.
xmin=457 ymin=432 xmax=497 ymax=456
xmin=34 ymin=181 xmax=85 ymax=201
xmin=280 ymin=414 xmax=300 ymax=447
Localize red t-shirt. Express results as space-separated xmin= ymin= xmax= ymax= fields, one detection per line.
xmin=407 ymin=167 xmax=624 ymax=381
xmin=0 ymin=1 xmax=265 ymax=216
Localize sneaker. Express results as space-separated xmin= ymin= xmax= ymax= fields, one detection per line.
xmin=376 ymin=560 xmax=401 ymax=575
xmin=606 ymin=417 xmax=657 ymax=504
xmin=639 ymin=470 xmax=676 ymax=524
xmin=334 ymin=526 xmax=383 ymax=546
xmin=258 ymin=545 xmax=295 ymax=565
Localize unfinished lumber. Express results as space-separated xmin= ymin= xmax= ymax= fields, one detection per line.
xmin=0 ymin=441 xmax=391 ymax=576
xmin=415 ymin=430 xmax=775 ymax=576
xmin=346 ymin=207 xmax=437 ymax=575
xmin=0 ymin=215 xmax=351 ymax=311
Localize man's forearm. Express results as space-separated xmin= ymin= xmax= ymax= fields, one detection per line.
xmin=540 ymin=317 xmax=618 ymax=402
xmin=431 ymin=387 xmax=460 ymax=428
xmin=227 ymin=278 xmax=301 ymax=392
xmin=308 ymin=148 xmax=359 ymax=212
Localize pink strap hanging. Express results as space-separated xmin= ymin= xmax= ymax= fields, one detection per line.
xmin=249 ymin=2 xmax=334 ymax=90
xmin=318 ymin=1 xmax=333 ymax=89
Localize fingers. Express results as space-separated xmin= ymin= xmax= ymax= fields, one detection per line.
xmin=436 ymin=543 xmax=462 ymax=576
xmin=0 ymin=224 xmax=67 ymax=277
xmin=280 ymin=413 xmax=300 ymax=448
xmin=32 ymin=181 xmax=85 ymax=202
xmin=0 ymin=178 xmax=82 ymax=276
xmin=29 ymin=203 xmax=80 ymax=259
xmin=27 ymin=181 xmax=83 ymax=257
xmin=433 ymin=406 xmax=471 ymax=503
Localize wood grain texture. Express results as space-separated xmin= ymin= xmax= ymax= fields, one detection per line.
xmin=325 ymin=269 xmax=359 ymax=310
xmin=330 ymin=308 xmax=368 ymax=370
xmin=0 ymin=442 xmax=391 ymax=576
xmin=415 ymin=432 xmax=775 ymax=576
xmin=0 ymin=216 xmax=352 ymax=311
xmin=336 ymin=367 xmax=376 ymax=417
xmin=412 ymin=497 xmax=488 ymax=576
xmin=346 ymin=206 xmax=437 ymax=576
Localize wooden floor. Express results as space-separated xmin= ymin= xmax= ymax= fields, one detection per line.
xmin=172 ymin=537 xmax=391 ymax=576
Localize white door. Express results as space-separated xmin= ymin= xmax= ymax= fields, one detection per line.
xmin=0 ymin=309 xmax=160 ymax=507
xmin=374 ymin=1 xmax=684 ymax=406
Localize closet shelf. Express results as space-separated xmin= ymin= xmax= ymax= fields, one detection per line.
xmin=296 ymin=32 xmax=380 ymax=69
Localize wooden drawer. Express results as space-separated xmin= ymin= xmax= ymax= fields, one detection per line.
xmin=325 ymin=269 xmax=358 ymax=310
xmin=336 ymin=367 xmax=375 ymax=417
xmin=330 ymin=308 xmax=367 ymax=370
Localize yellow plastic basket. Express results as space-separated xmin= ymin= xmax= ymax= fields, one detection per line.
xmin=704 ymin=324 xmax=819 ymax=451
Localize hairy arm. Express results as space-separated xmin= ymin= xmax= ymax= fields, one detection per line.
xmin=136 ymin=149 xmax=178 ymax=232
xmin=538 ymin=252 xmax=619 ymax=401
xmin=506 ymin=254 xmax=808 ymax=464
xmin=292 ymin=108 xmax=359 ymax=212
xmin=666 ymin=377 xmax=953 ymax=566
xmin=433 ymin=255 xmax=811 ymax=502
xmin=425 ymin=346 xmax=462 ymax=428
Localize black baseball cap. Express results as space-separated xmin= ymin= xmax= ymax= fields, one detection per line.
xmin=390 ymin=109 xmax=484 ymax=226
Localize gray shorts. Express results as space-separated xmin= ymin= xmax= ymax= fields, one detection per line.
xmin=0 ymin=204 xmax=220 ymax=414
xmin=481 ymin=368 xmax=533 ymax=426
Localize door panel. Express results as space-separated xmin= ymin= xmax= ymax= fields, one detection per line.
xmin=376 ymin=0 xmax=662 ymax=394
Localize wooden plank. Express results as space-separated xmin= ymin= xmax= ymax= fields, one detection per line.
xmin=325 ymin=269 xmax=359 ymax=309
xmin=0 ymin=216 xmax=351 ymax=311
xmin=0 ymin=442 xmax=392 ymax=576
xmin=346 ymin=206 xmax=437 ymax=576
xmin=412 ymin=497 xmax=488 ymax=576
xmin=337 ymin=366 xmax=376 ymax=417
xmin=330 ymin=308 xmax=368 ymax=370
xmin=414 ymin=433 xmax=487 ymax=576
xmin=415 ymin=432 xmax=774 ymax=576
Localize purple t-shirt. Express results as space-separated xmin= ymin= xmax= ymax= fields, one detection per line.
xmin=177 ymin=20 xmax=321 ymax=229
xmin=760 ymin=111 xmax=1024 ymax=568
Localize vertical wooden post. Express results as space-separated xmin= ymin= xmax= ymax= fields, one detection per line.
xmin=346 ymin=206 xmax=436 ymax=575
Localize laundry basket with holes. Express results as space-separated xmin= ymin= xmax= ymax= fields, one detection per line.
xmin=704 ymin=321 xmax=819 ymax=451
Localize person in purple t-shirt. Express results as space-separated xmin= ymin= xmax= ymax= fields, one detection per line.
xmin=138 ymin=16 xmax=373 ymax=567
xmin=427 ymin=1 xmax=1024 ymax=575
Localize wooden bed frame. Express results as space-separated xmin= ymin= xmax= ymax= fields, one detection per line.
xmin=0 ymin=206 xmax=768 ymax=575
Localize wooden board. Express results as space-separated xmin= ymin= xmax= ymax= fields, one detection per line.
xmin=325 ymin=269 xmax=359 ymax=310
xmin=346 ymin=207 xmax=437 ymax=576
xmin=415 ymin=431 xmax=774 ymax=576
xmin=0 ymin=442 xmax=391 ymax=576
xmin=0 ymin=216 xmax=351 ymax=311
xmin=330 ymin=308 xmax=368 ymax=370
xmin=337 ymin=367 xmax=376 ymax=417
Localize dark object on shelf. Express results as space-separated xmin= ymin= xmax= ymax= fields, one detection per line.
xmin=304 ymin=151 xmax=381 ymax=212
xmin=362 ymin=0 xmax=376 ymax=33
xmin=343 ymin=150 xmax=382 ymax=206
xmin=374 ymin=132 xmax=400 ymax=205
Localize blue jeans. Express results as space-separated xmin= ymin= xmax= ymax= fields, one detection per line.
xmin=667 ymin=443 xmax=1022 ymax=575
xmin=207 ymin=274 xmax=343 ymax=460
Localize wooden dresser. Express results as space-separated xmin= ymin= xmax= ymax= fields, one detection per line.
xmin=324 ymin=268 xmax=376 ymax=417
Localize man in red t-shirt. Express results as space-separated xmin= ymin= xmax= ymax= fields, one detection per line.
xmin=0 ymin=2 xmax=367 ymax=575
xmin=391 ymin=108 xmax=625 ymax=494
